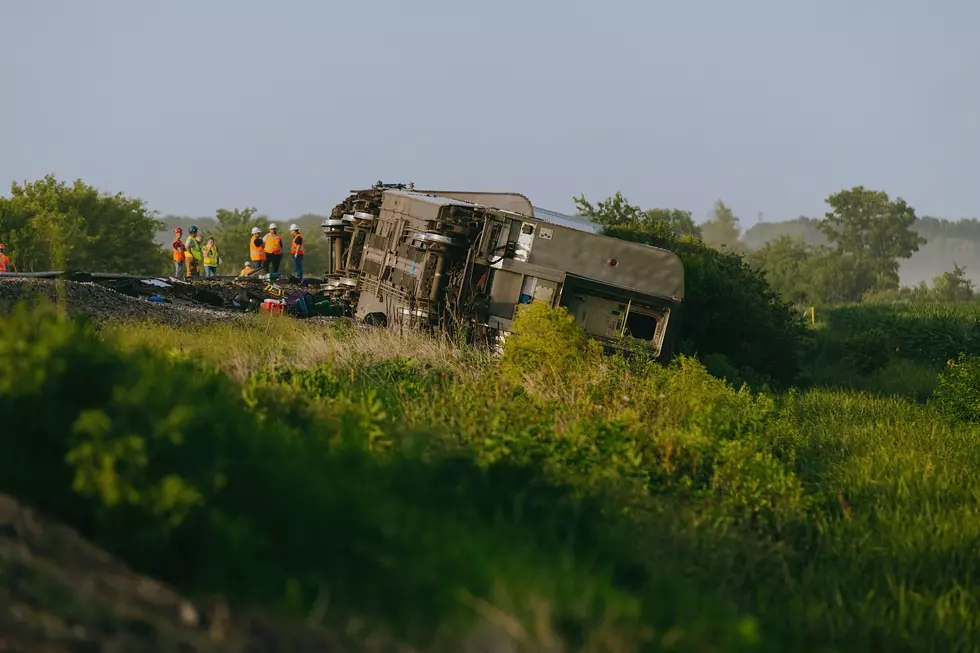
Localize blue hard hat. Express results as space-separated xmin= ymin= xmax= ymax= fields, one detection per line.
xmin=189 ymin=225 xmax=198 ymax=232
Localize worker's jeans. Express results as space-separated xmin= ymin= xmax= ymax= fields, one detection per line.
xmin=251 ymin=259 xmax=264 ymax=272
xmin=292 ymin=254 xmax=303 ymax=280
xmin=205 ymin=266 xmax=217 ymax=278
xmin=267 ymin=253 xmax=282 ymax=273
xmin=174 ymin=260 xmax=185 ymax=277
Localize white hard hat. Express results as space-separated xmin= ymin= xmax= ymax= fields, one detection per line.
xmin=289 ymin=223 xmax=300 ymax=231
xmin=269 ymin=222 xmax=278 ymax=229
xmin=251 ymin=227 xmax=261 ymax=235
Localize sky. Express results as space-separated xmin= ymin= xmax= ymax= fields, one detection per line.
xmin=3 ymin=0 xmax=978 ymax=228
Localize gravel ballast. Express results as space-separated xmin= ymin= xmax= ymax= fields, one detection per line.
xmin=0 ymin=278 xmax=253 ymax=326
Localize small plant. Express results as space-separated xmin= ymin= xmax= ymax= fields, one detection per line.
xmin=499 ymin=301 xmax=602 ymax=385
xmin=931 ymin=354 xmax=980 ymax=423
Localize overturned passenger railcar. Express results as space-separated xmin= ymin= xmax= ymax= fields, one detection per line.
xmin=322 ymin=184 xmax=685 ymax=362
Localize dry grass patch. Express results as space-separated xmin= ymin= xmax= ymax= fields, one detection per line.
xmin=104 ymin=314 xmax=493 ymax=381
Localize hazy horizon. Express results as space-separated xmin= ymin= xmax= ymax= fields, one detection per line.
xmin=4 ymin=0 xmax=979 ymax=228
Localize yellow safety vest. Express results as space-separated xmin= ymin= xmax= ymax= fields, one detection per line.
xmin=203 ymin=244 xmax=219 ymax=267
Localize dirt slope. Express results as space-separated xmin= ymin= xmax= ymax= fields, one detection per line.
xmin=0 ymin=494 xmax=346 ymax=653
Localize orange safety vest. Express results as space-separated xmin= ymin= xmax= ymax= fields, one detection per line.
xmin=0 ymin=254 xmax=8 ymax=273
xmin=249 ymin=235 xmax=266 ymax=261
xmin=290 ymin=233 xmax=304 ymax=255
xmin=173 ymin=238 xmax=186 ymax=261
xmin=240 ymin=266 xmax=252 ymax=277
xmin=264 ymin=232 xmax=283 ymax=255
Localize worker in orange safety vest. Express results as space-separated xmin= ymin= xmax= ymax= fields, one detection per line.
xmin=0 ymin=244 xmax=12 ymax=274
xmin=249 ymin=227 xmax=266 ymax=272
xmin=172 ymin=228 xmax=186 ymax=277
xmin=263 ymin=223 xmax=284 ymax=274
xmin=289 ymin=223 xmax=304 ymax=281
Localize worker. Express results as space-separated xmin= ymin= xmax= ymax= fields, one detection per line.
xmin=172 ymin=228 xmax=186 ymax=277
xmin=202 ymin=237 xmax=220 ymax=278
xmin=264 ymin=222 xmax=283 ymax=274
xmin=249 ymin=227 xmax=266 ymax=272
xmin=289 ymin=223 xmax=304 ymax=281
xmin=0 ymin=244 xmax=10 ymax=274
xmin=240 ymin=260 xmax=253 ymax=277
xmin=185 ymin=225 xmax=203 ymax=278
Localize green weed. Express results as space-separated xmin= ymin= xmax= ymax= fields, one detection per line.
xmin=6 ymin=299 xmax=980 ymax=651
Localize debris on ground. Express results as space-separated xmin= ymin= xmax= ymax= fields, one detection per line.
xmin=0 ymin=276 xmax=353 ymax=326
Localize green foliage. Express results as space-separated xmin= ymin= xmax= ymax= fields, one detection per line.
xmin=576 ymin=191 xmax=805 ymax=386
xmin=748 ymin=237 xmax=882 ymax=305
xmin=574 ymin=192 xmax=702 ymax=240
xmin=819 ymin=302 xmax=980 ymax=365
xmin=603 ymin=224 xmax=805 ymax=386
xmin=799 ymin=301 xmax=980 ymax=402
xmin=1 ymin=302 xmax=767 ymax=651
xmin=500 ymin=301 xmax=603 ymax=384
xmin=0 ymin=175 xmax=166 ymax=274
xmin=742 ymin=216 xmax=828 ymax=251
xmin=932 ymin=354 xmax=980 ymax=423
xmin=700 ymin=200 xmax=742 ymax=251
xmin=928 ymin=264 xmax=976 ymax=302
xmin=208 ymin=207 xmax=267 ymax=275
xmin=745 ymin=236 xmax=812 ymax=305
xmin=10 ymin=297 xmax=980 ymax=651
xmin=746 ymin=188 xmax=939 ymax=305
xmin=820 ymin=187 xmax=926 ymax=291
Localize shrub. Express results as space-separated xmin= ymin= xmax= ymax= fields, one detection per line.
xmin=931 ymin=354 xmax=980 ymax=423
xmin=603 ymin=226 xmax=807 ymax=387
xmin=0 ymin=301 xmax=764 ymax=651
xmin=500 ymin=300 xmax=602 ymax=385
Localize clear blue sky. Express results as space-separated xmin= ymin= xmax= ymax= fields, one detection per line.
xmin=3 ymin=0 xmax=978 ymax=227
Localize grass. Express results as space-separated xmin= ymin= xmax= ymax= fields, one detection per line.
xmin=107 ymin=315 xmax=491 ymax=382
xmin=800 ymin=300 xmax=980 ymax=401
xmin=3 ymin=300 xmax=980 ymax=651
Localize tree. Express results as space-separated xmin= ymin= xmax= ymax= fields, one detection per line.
xmin=700 ymin=200 xmax=742 ymax=251
xmin=930 ymin=264 xmax=975 ymax=302
xmin=643 ymin=208 xmax=702 ymax=240
xmin=574 ymin=192 xmax=702 ymax=240
xmin=819 ymin=186 xmax=926 ymax=291
xmin=576 ymin=192 xmax=806 ymax=386
xmin=574 ymin=191 xmax=644 ymax=228
xmin=746 ymin=236 xmax=812 ymax=305
xmin=208 ymin=207 xmax=267 ymax=275
xmin=0 ymin=175 xmax=165 ymax=274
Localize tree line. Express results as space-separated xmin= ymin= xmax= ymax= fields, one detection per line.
xmin=1 ymin=174 xmax=974 ymax=309
xmin=575 ymin=186 xmax=977 ymax=306
xmin=0 ymin=176 xmax=331 ymax=279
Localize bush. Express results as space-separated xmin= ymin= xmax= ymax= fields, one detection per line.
xmin=821 ymin=302 xmax=980 ymax=364
xmin=0 ymin=301 xmax=763 ymax=651
xmin=500 ymin=301 xmax=603 ymax=385
xmin=603 ymin=226 xmax=806 ymax=387
xmin=932 ymin=354 xmax=980 ymax=423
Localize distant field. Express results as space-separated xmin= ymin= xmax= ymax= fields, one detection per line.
xmin=2 ymin=298 xmax=980 ymax=652
xmin=800 ymin=300 xmax=980 ymax=401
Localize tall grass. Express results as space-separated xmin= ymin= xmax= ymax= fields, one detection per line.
xmin=802 ymin=301 xmax=980 ymax=401
xmin=4 ymin=300 xmax=980 ymax=651
xmin=107 ymin=315 xmax=492 ymax=381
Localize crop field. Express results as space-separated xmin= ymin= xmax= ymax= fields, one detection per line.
xmin=2 ymin=295 xmax=980 ymax=652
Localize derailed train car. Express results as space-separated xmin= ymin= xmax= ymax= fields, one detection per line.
xmin=321 ymin=183 xmax=685 ymax=361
